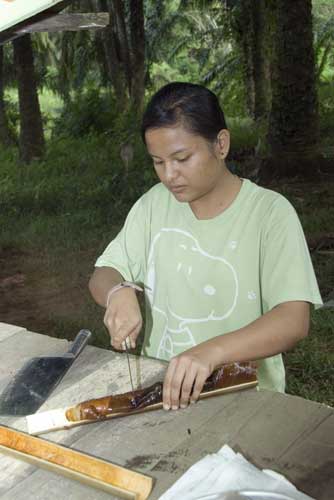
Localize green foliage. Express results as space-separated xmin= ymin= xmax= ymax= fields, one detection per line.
xmin=284 ymin=309 xmax=334 ymax=407
xmin=0 ymin=130 xmax=156 ymax=224
xmin=52 ymin=89 xmax=117 ymax=138
xmin=226 ymin=117 xmax=260 ymax=151
xmin=318 ymin=82 xmax=334 ymax=137
xmin=1 ymin=95 xmax=19 ymax=141
xmin=144 ymin=1 xmax=247 ymax=115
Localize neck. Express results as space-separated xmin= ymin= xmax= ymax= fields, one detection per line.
xmin=190 ymin=169 xmax=242 ymax=220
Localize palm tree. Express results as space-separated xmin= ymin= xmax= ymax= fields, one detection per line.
xmin=13 ymin=34 xmax=45 ymax=163
xmin=266 ymin=0 xmax=320 ymax=178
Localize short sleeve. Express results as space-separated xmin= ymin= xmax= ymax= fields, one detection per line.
xmin=260 ymin=197 xmax=323 ymax=312
xmin=95 ymin=197 xmax=147 ymax=284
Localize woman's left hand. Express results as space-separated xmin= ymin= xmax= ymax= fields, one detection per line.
xmin=162 ymin=340 xmax=222 ymax=410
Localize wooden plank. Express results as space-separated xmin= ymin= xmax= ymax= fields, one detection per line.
xmin=0 ymin=331 xmax=69 ymax=391
xmin=40 ymin=345 xmax=123 ymax=396
xmin=148 ymin=392 xmax=333 ymax=500
xmin=18 ymin=13 xmax=110 ymax=33
xmin=0 ymin=330 xmax=68 ymax=369
xmin=0 ymin=344 xmax=166 ymax=496
xmin=1 ymin=330 xmax=332 ymax=500
xmin=3 ymin=390 xmax=332 ymax=500
xmin=279 ymin=411 xmax=334 ymax=500
xmin=148 ymin=390 xmax=272 ymax=499
xmin=1 ymin=470 xmax=115 ymax=500
xmin=0 ymin=392 xmax=250 ymax=499
xmin=25 ymin=354 xmax=166 ymax=424
xmin=0 ymin=426 xmax=153 ymax=500
xmin=0 ymin=323 xmax=26 ymax=342
xmin=0 ymin=446 xmax=34 ymax=496
xmin=229 ymin=392 xmax=331 ymax=461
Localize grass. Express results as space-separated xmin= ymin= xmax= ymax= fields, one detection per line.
xmin=284 ymin=309 xmax=334 ymax=407
xmin=271 ymin=181 xmax=334 ymax=407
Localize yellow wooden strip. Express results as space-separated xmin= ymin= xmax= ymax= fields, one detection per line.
xmin=0 ymin=426 xmax=153 ymax=500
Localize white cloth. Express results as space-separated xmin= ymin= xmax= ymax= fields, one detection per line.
xmin=159 ymin=445 xmax=313 ymax=500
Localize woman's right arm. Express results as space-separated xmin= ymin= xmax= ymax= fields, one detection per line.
xmin=89 ymin=266 xmax=124 ymax=307
xmin=89 ymin=267 xmax=143 ymax=350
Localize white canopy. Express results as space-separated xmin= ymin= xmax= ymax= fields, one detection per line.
xmin=0 ymin=0 xmax=65 ymax=33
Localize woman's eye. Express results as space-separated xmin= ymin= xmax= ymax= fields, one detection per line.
xmin=153 ymin=160 xmax=163 ymax=166
xmin=177 ymin=157 xmax=189 ymax=163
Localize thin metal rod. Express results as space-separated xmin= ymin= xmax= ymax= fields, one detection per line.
xmin=124 ymin=339 xmax=135 ymax=394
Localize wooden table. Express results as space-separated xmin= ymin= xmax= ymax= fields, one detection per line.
xmin=0 ymin=322 xmax=333 ymax=499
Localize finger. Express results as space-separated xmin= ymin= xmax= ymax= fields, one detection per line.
xmin=163 ymin=359 xmax=178 ymax=410
xmin=169 ymin=362 xmax=187 ymax=410
xmin=179 ymin=364 xmax=198 ymax=409
xmin=128 ymin=321 xmax=142 ymax=349
xmin=119 ymin=322 xmax=141 ymax=351
xmin=103 ymin=314 xmax=116 ymax=345
xmin=190 ymin=369 xmax=209 ymax=404
xmin=112 ymin=320 xmax=140 ymax=348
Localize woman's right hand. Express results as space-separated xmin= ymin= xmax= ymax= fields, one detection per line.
xmin=103 ymin=287 xmax=143 ymax=350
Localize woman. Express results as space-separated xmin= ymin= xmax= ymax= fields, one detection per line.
xmin=89 ymin=82 xmax=322 ymax=411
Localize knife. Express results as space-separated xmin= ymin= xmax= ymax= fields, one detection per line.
xmin=0 ymin=329 xmax=91 ymax=416
xmin=123 ymin=337 xmax=135 ymax=395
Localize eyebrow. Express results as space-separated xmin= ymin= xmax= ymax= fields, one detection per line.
xmin=150 ymin=148 xmax=190 ymax=159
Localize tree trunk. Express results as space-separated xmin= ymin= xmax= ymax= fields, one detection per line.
xmin=129 ymin=0 xmax=145 ymax=112
xmin=97 ymin=0 xmax=145 ymax=112
xmin=252 ymin=0 xmax=272 ymax=121
xmin=112 ymin=0 xmax=132 ymax=92
xmin=13 ymin=34 xmax=45 ymax=163
xmin=99 ymin=0 xmax=128 ymax=110
xmin=265 ymin=0 xmax=320 ymax=178
xmin=0 ymin=46 xmax=15 ymax=148
xmin=234 ymin=0 xmax=271 ymax=121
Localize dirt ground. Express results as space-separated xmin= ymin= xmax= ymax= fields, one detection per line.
xmin=0 ymin=245 xmax=92 ymax=337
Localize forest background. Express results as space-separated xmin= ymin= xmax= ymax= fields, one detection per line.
xmin=0 ymin=0 xmax=333 ymax=406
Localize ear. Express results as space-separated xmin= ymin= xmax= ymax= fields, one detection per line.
xmin=216 ymin=129 xmax=230 ymax=159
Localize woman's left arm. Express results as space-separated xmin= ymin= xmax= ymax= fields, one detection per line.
xmin=162 ymin=300 xmax=310 ymax=410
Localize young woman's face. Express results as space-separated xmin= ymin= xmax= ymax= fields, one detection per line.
xmin=145 ymin=125 xmax=230 ymax=204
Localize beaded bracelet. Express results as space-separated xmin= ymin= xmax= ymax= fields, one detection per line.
xmin=106 ymin=281 xmax=144 ymax=308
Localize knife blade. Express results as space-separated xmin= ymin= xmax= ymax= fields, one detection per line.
xmin=0 ymin=329 xmax=91 ymax=416
xmin=123 ymin=337 xmax=135 ymax=395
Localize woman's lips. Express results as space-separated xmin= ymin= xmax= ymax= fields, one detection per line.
xmin=170 ymin=185 xmax=186 ymax=192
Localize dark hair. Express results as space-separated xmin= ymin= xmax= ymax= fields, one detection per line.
xmin=141 ymin=82 xmax=227 ymax=144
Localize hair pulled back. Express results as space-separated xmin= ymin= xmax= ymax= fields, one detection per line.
xmin=141 ymin=82 xmax=227 ymax=144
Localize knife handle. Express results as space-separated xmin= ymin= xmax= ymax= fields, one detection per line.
xmin=68 ymin=330 xmax=92 ymax=358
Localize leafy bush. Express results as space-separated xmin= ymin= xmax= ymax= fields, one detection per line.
xmin=0 ymin=132 xmax=157 ymax=224
xmin=52 ymin=89 xmax=117 ymax=138
xmin=318 ymin=81 xmax=334 ymax=137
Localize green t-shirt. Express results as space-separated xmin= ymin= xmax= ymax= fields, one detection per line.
xmin=96 ymin=179 xmax=322 ymax=392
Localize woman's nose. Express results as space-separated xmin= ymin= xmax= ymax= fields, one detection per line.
xmin=165 ymin=162 xmax=179 ymax=182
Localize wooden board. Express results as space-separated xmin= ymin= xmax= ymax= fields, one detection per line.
xmin=1 ymin=325 xmax=333 ymax=500
xmin=16 ymin=13 xmax=110 ymax=33
xmin=0 ymin=323 xmax=26 ymax=342
xmin=0 ymin=425 xmax=153 ymax=500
